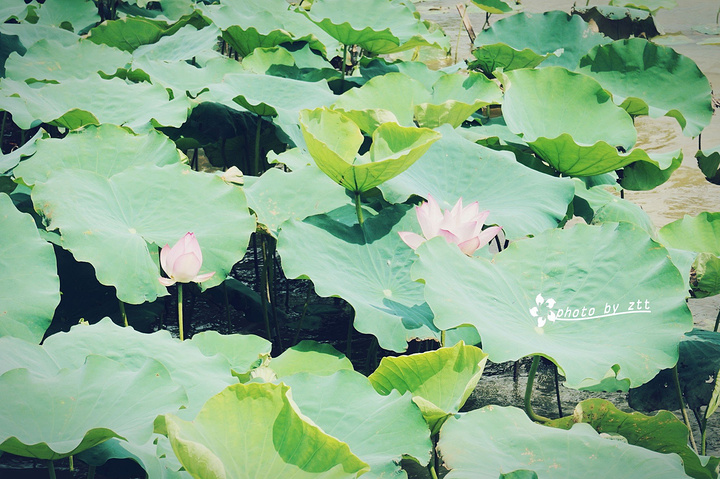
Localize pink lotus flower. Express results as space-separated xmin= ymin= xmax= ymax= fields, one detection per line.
xmin=158 ymin=232 xmax=215 ymax=287
xmin=399 ymin=195 xmax=502 ymax=255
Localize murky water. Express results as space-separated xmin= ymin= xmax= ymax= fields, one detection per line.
xmin=412 ymin=0 xmax=720 ymax=457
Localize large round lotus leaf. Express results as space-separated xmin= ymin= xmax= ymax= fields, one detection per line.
xmin=31 ymin=163 xmax=255 ymax=304
xmin=277 ymin=205 xmax=439 ymax=353
xmin=412 ymin=223 xmax=693 ymax=389
xmin=0 ymin=193 xmax=59 ymax=343
xmin=468 ymin=43 xmax=549 ymax=75
xmin=0 ymin=23 xmax=79 ymax=50
xmin=380 ymin=126 xmax=575 ymax=239
xmin=160 ymin=382 xmax=369 ymax=478
xmin=5 ymin=39 xmax=131 ymax=83
xmin=571 ymin=179 xmax=654 ymax=234
xmin=368 ymin=342 xmax=488 ymax=434
xmin=14 ymin=124 xmax=182 ymax=186
xmin=437 ymin=406 xmax=691 ymax=479
xmin=132 ymin=24 xmax=221 ymax=62
xmin=303 ymin=0 xmax=448 ymax=54
xmin=697 ymin=145 xmax=720 ymax=184
xmin=281 ymin=369 xmax=432 ymax=478
xmin=501 ymin=67 xmax=659 ymax=176
xmin=33 ymin=0 xmax=99 ymax=33
xmin=42 ymin=318 xmax=238 ymax=419
xmin=300 ymin=107 xmax=441 ymax=194
xmin=470 ymin=0 xmax=521 ymax=14
xmin=0 ymin=76 xmax=191 ymax=133
xmin=244 ymin=166 xmax=352 ymax=236
xmin=0 ymin=355 xmax=186 ymax=460
xmin=127 ymin=56 xmax=245 ymax=98
xmin=578 ymin=38 xmax=713 ymax=138
xmin=269 ymin=341 xmax=353 ymax=378
xmin=86 ymin=15 xmax=193 ymax=52
xmin=659 ymin=212 xmax=720 ymax=256
xmin=188 ymin=330 xmax=271 ymax=376
xmin=547 ymin=398 xmax=719 ymax=479
xmin=198 ymin=0 xmax=335 ymax=57
xmin=241 ymin=44 xmax=338 ymax=81
xmin=473 ymin=11 xmax=610 ymax=70
xmin=620 ymin=149 xmax=683 ymax=191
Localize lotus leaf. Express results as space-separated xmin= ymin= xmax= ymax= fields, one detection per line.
xmin=472 ymin=11 xmax=610 ymax=71
xmin=198 ymin=0 xmax=334 ymax=57
xmin=33 ymin=0 xmax=99 ymax=33
xmin=501 ymin=67 xmax=666 ymax=176
xmin=470 ymin=0 xmax=521 ymax=14
xmin=0 ymin=355 xmax=186 ymax=460
xmin=578 ymin=38 xmax=713 ymax=137
xmin=0 ymin=128 xmax=42 ymax=174
xmin=380 ymin=126 xmax=575 ymax=239
xmin=571 ymin=179 xmax=654 ymax=234
xmin=548 ymin=398 xmax=718 ymax=479
xmin=609 ymin=0 xmax=677 ymax=14
xmin=0 ymin=1 xmax=30 ymax=23
xmin=0 ymin=23 xmax=78 ymax=52
xmin=303 ymin=0 xmax=449 ymax=54
xmin=87 ymin=14 xmax=198 ymax=52
xmin=132 ymin=24 xmax=222 ymax=62
xmin=620 ymin=149 xmax=683 ymax=191
xmin=160 ymin=382 xmax=369 ymax=478
xmin=31 ymin=163 xmax=255 ymax=303
xmin=468 ymin=44 xmax=549 ymax=76
xmin=369 ymin=342 xmax=488 ymax=434
xmin=0 ymin=193 xmax=59 ymax=343
xmin=244 ymin=165 xmax=352 ymax=235
xmin=697 ymin=146 xmax=720 ymax=184
xmin=300 ymin=107 xmax=440 ymax=193
xmin=14 ymin=124 xmax=182 ymax=186
xmin=241 ymin=45 xmax=338 ymax=81
xmin=5 ymin=39 xmax=131 ymax=83
xmin=128 ymin=0 xmax=198 ymax=21
xmin=360 ymin=58 xmax=444 ymax=90
xmin=438 ymin=406 xmax=691 ymax=478
xmin=572 ymin=6 xmax=660 ymax=40
xmin=189 ymin=330 xmax=272 ymax=376
xmin=277 ymin=205 xmax=439 ymax=352
xmin=269 ymin=340 xmax=353 ymax=378
xmin=0 ymin=76 xmax=192 ymax=133
xmin=412 ymin=223 xmax=693 ymax=389
xmin=281 ymin=369 xmax=432 ymax=478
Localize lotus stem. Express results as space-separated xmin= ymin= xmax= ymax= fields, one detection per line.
xmin=254 ymin=117 xmax=262 ymax=175
xmin=554 ymin=363 xmax=563 ymax=417
xmin=259 ymin=235 xmax=274 ymax=344
xmin=365 ymin=337 xmax=379 ymax=372
xmin=0 ymin=111 xmax=7 ymax=153
xmin=69 ymin=455 xmax=74 ymax=471
xmin=428 ymin=464 xmax=439 ymax=479
xmin=265 ymin=238 xmax=283 ymax=350
xmin=46 ymin=460 xmax=56 ymax=479
xmin=293 ymin=283 xmax=313 ymax=345
xmin=342 ymin=43 xmax=348 ymax=85
xmin=118 ymin=300 xmax=128 ymax=327
xmin=177 ymin=284 xmax=184 ymax=341
xmin=524 ymin=355 xmax=551 ymax=423
xmin=354 ymin=191 xmax=364 ymax=226
xmin=346 ymin=315 xmax=353 ymax=360
xmin=440 ymin=330 xmax=446 ymax=348
xmin=223 ymin=281 xmax=231 ymax=332
xmin=672 ymin=364 xmax=698 ymax=452
xmin=87 ymin=465 xmax=96 ymax=479
xmin=713 ymin=308 xmax=719 ymax=332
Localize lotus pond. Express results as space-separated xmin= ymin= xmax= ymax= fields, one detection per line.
xmin=2 ymin=0 xmax=720 ymax=478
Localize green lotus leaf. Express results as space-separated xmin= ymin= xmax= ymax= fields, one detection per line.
xmin=679 ymin=330 xmax=720 ymax=417
xmin=0 ymin=355 xmax=186 ymax=460
xmin=277 ymin=205 xmax=439 ymax=353
xmin=299 ymin=107 xmax=441 ymax=193
xmin=14 ymin=124 xmax=182 ymax=186
xmin=368 ymin=342 xmax=488 ymax=434
xmin=620 ymin=149 xmax=683 ymax=191
xmin=0 ymin=336 xmax=58 ymax=375
xmin=472 ymin=11 xmax=610 ymax=71
xmin=31 ymin=163 xmax=255 ymax=303
xmin=41 ymin=318 xmax=238 ymax=419
xmin=548 ymin=398 xmax=717 ymax=479
xmin=33 ymin=0 xmax=100 ymax=33
xmin=579 ymin=38 xmax=713 ymax=137
xmin=380 ymin=126 xmax=575 ymax=239
xmin=697 ymin=146 xmax=720 ymax=185
xmin=132 ymin=24 xmax=222 ymax=62
xmin=126 ymin=56 xmax=245 ymax=98
xmin=0 ymin=76 xmax=192 ymax=133
xmin=244 ymin=165 xmax=352 ymax=236
xmin=0 ymin=127 xmax=41 ymax=176
xmin=270 ymin=341 xmax=353 ymax=378
xmin=468 ymin=44 xmax=549 ymax=75
xmin=571 ymin=180 xmax=654 ymax=234
xmin=198 ymin=0 xmax=334 ymax=57
xmin=189 ymin=330 xmax=272 ymax=376
xmin=303 ymin=0 xmax=449 ymax=54
xmin=128 ymin=0 xmax=198 ymax=21
xmin=5 ymin=39 xmax=131 ymax=83
xmin=438 ymin=406 xmax=692 ymax=478
xmin=412 ymin=223 xmax=693 ymax=389
xmin=573 ymin=6 xmax=660 ymax=41
xmin=242 ymin=45 xmax=338 ymax=80
xmin=0 ymin=23 xmax=79 ymax=50
xmin=86 ymin=14 xmax=198 ymax=52
xmin=160 ymin=382 xmax=369 ymax=478
xmin=281 ymin=369 xmax=432 ymax=477
xmin=609 ymin=0 xmax=677 ymax=14
xmin=0 ymin=193 xmax=59 ymax=343
xmin=470 ymin=0 xmax=521 ymax=14
xmin=501 ymin=67 xmax=665 ymax=176
xmin=0 ymin=1 xmax=30 ymax=23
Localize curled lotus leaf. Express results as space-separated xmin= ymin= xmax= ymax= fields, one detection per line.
xmin=470 ymin=0 xmax=522 ymax=14
xmin=579 ymin=38 xmax=713 ymax=137
xmin=697 ymin=145 xmax=720 ymax=185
